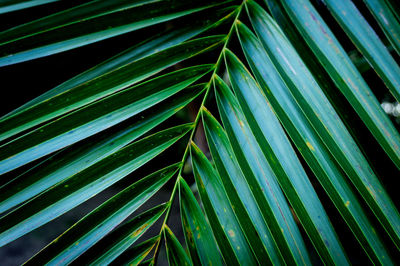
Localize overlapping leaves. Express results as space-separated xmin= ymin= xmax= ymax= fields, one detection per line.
xmin=0 ymin=0 xmax=399 ymax=264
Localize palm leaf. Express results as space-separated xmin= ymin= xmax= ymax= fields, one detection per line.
xmin=0 ymin=0 xmax=232 ymax=65
xmin=236 ymin=21 xmax=391 ymax=264
xmin=0 ymin=0 xmax=398 ymax=264
xmin=164 ymin=225 xmax=192 ymax=266
xmin=72 ymin=204 xmax=167 ymax=265
xmin=223 ymin=50 xmax=348 ymax=264
xmin=323 ymin=0 xmax=400 ymax=102
xmin=25 ymin=166 xmax=175 ymax=265
xmin=247 ymin=0 xmax=400 ymax=250
xmin=190 ymin=142 xmax=257 ymax=265
xmin=109 ymin=235 xmax=160 ymax=266
xmin=3 ymin=6 xmax=236 ymax=118
xmin=178 ymin=176 xmax=222 ymax=265
xmin=277 ymin=0 xmax=400 ymax=169
xmin=363 ymin=0 xmax=400 ymax=56
xmin=0 ymin=65 xmax=209 ymax=173
xmin=202 ymin=107 xmax=285 ymax=264
xmin=0 ymin=124 xmax=191 ymax=246
xmin=215 ymin=76 xmax=313 ymax=264
xmin=0 ymin=85 xmax=203 ymax=213
xmin=0 ymin=0 xmax=60 ymax=14
xmin=0 ymin=37 xmax=220 ymax=142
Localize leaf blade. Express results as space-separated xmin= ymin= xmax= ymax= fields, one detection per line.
xmin=164 ymin=225 xmax=192 ymax=266
xmin=26 ymin=170 xmax=174 ymax=265
xmin=2 ymin=5 xmax=236 ymax=118
xmin=363 ymin=0 xmax=400 ymax=55
xmin=223 ymin=49 xmax=348 ymax=264
xmin=0 ymin=124 xmax=191 ymax=247
xmin=179 ymin=176 xmax=223 ymax=266
xmin=236 ymin=21 xmax=392 ymax=264
xmin=324 ymin=0 xmax=400 ymax=102
xmin=278 ymin=0 xmax=400 ymax=169
xmin=0 ymin=36 xmax=221 ymax=142
xmin=0 ymin=0 xmax=233 ymax=65
xmin=0 ymin=0 xmax=61 ymax=14
xmin=190 ymin=142 xmax=257 ymax=265
xmin=201 ymin=108 xmax=284 ymax=265
xmin=215 ymin=75 xmax=312 ymax=265
xmin=109 ymin=236 xmax=160 ymax=266
xmin=0 ymin=65 xmax=211 ymax=173
xmin=0 ymin=84 xmax=205 ymax=214
xmin=247 ymin=0 xmax=400 ymax=250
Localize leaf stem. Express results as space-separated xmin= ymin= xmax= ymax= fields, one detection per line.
xmin=150 ymin=3 xmax=245 ymax=264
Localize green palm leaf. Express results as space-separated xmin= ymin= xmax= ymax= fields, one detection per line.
xmin=190 ymin=142 xmax=257 ymax=265
xmin=202 ymin=107 xmax=284 ymax=265
xmin=247 ymin=1 xmax=400 ymax=250
xmin=223 ymin=50 xmax=348 ymax=264
xmin=323 ymin=0 xmax=400 ymax=102
xmin=363 ymin=0 xmax=400 ymax=56
xmin=179 ymin=176 xmax=222 ymax=265
xmin=277 ymin=0 xmax=400 ymax=169
xmin=236 ymin=21 xmax=392 ymax=264
xmin=0 ymin=124 xmax=191 ymax=246
xmin=164 ymin=225 xmax=192 ymax=266
xmin=0 ymin=37 xmax=220 ymax=142
xmin=3 ymin=6 xmax=235 ymax=118
xmin=109 ymin=235 xmax=160 ymax=266
xmin=0 ymin=0 xmax=398 ymax=264
xmin=215 ymin=76 xmax=312 ymax=264
xmin=25 ymin=166 xmax=175 ymax=265
xmin=0 ymin=85 xmax=203 ymax=213
xmin=0 ymin=0 xmax=60 ymax=14
xmin=72 ymin=204 xmax=167 ymax=265
xmin=0 ymin=0 xmax=232 ymax=66
xmin=0 ymin=65 xmax=209 ymax=173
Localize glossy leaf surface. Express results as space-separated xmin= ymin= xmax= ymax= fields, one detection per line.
xmin=247 ymin=0 xmax=400 ymax=250
xmin=26 ymin=169 xmax=174 ymax=265
xmin=0 ymin=37 xmax=220 ymax=142
xmin=191 ymin=142 xmax=257 ymax=265
xmin=179 ymin=177 xmax=222 ymax=265
xmin=0 ymin=124 xmax=191 ymax=246
xmin=236 ymin=21 xmax=392 ymax=264
xmin=0 ymin=84 xmax=204 ymax=213
xmin=0 ymin=0 xmax=232 ymax=65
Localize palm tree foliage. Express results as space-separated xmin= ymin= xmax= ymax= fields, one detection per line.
xmin=0 ymin=0 xmax=399 ymax=264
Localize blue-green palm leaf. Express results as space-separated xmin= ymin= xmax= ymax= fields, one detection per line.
xmin=0 ymin=0 xmax=398 ymax=264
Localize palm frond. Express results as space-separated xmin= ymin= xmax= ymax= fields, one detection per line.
xmin=0 ymin=0 xmax=399 ymax=264
xmin=0 ymin=0 xmax=60 ymax=14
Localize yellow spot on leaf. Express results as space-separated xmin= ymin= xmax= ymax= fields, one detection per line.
xmin=198 ymin=178 xmax=205 ymax=189
xmin=197 ymin=233 xmax=201 ymax=239
xmin=132 ymin=224 xmax=148 ymax=238
xmin=236 ymin=246 xmax=240 ymax=250
xmin=345 ymin=201 xmax=350 ymax=207
xmin=366 ymin=186 xmax=376 ymax=199
xmin=228 ymin=230 xmax=235 ymax=237
xmin=306 ymin=141 xmax=315 ymax=151
xmin=239 ymin=120 xmax=244 ymax=127
xmin=186 ymin=228 xmax=193 ymax=240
